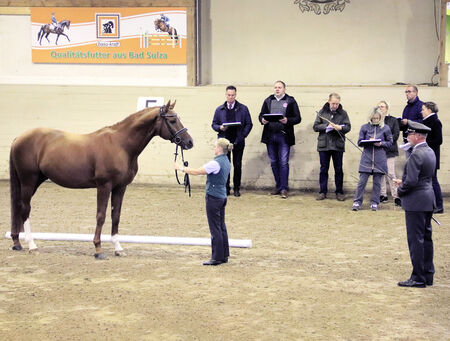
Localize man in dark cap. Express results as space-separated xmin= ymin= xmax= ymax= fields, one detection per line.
xmin=394 ymin=121 xmax=436 ymax=288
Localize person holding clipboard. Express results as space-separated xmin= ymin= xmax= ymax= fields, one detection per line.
xmin=352 ymin=108 xmax=393 ymax=211
xmin=212 ymin=86 xmax=253 ymax=197
xmin=259 ymin=81 xmax=301 ymax=199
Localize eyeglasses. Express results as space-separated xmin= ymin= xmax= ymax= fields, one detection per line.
xmin=377 ymin=105 xmax=387 ymax=108
xmin=405 ymin=90 xmax=415 ymax=93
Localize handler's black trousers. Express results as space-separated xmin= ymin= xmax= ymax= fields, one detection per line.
xmin=205 ymin=194 xmax=229 ymax=261
xmin=226 ymin=143 xmax=245 ymax=193
xmin=405 ymin=211 xmax=435 ymax=283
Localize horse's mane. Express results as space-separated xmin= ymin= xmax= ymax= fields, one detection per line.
xmin=105 ymin=106 xmax=160 ymax=131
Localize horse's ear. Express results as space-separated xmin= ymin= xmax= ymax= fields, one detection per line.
xmin=164 ymin=100 xmax=171 ymax=113
xmin=169 ymin=100 xmax=176 ymax=110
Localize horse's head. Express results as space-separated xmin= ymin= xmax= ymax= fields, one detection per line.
xmin=60 ymin=20 xmax=70 ymax=29
xmin=158 ymin=100 xmax=193 ymax=150
xmin=154 ymin=18 xmax=162 ymax=31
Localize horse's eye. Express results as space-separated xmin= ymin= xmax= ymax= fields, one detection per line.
xmin=169 ymin=119 xmax=177 ymax=124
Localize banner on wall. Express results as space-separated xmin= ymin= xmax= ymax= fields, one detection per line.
xmin=446 ymin=3 xmax=450 ymax=64
xmin=31 ymin=7 xmax=187 ymax=64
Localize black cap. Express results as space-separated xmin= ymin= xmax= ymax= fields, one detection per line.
xmin=407 ymin=121 xmax=431 ymax=134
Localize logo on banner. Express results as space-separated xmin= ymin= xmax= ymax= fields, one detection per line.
xmin=96 ymin=14 xmax=120 ymax=38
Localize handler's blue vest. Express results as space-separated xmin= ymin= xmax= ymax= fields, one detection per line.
xmin=206 ymin=154 xmax=231 ymax=199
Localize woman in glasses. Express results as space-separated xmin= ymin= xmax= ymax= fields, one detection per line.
xmin=352 ymin=108 xmax=393 ymax=211
xmin=377 ymin=101 xmax=401 ymax=206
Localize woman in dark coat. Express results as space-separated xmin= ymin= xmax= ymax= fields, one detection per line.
xmin=352 ymin=108 xmax=392 ymax=211
xmin=422 ymin=101 xmax=443 ymax=213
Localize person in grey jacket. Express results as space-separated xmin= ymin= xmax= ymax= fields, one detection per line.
xmin=313 ymin=93 xmax=351 ymax=201
xmin=352 ymin=108 xmax=392 ymax=211
xmin=394 ymin=121 xmax=435 ymax=288
xmin=377 ymin=100 xmax=400 ymax=205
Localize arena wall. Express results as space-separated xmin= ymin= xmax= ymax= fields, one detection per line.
xmin=200 ymin=0 xmax=440 ymax=85
xmin=1 ymin=84 xmax=448 ymax=194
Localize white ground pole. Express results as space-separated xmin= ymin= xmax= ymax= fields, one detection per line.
xmin=23 ymin=219 xmax=38 ymax=251
xmin=5 ymin=232 xmax=253 ymax=248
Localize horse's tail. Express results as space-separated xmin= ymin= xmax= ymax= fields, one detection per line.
xmin=9 ymin=147 xmax=23 ymax=235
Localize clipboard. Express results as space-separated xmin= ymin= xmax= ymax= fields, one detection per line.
xmin=359 ymin=139 xmax=381 ymax=145
xmin=263 ymin=113 xmax=284 ymax=122
xmin=223 ymin=122 xmax=242 ymax=127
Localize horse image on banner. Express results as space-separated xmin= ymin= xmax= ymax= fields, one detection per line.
xmin=154 ymin=13 xmax=179 ymax=42
xmin=37 ymin=19 xmax=71 ymax=45
xmin=9 ymin=101 xmax=193 ymax=259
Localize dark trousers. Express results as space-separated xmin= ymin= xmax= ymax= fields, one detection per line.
xmin=405 ymin=211 xmax=434 ymax=283
xmin=319 ymin=150 xmax=344 ymax=194
xmin=226 ymin=143 xmax=244 ymax=193
xmin=266 ymin=133 xmax=291 ymax=191
xmin=205 ymin=194 xmax=229 ymax=261
xmin=432 ymin=169 xmax=443 ymax=210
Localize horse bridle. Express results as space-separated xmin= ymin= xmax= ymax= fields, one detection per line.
xmin=160 ymin=106 xmax=191 ymax=197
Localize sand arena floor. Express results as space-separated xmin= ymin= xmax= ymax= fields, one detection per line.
xmin=0 ymin=181 xmax=449 ymax=340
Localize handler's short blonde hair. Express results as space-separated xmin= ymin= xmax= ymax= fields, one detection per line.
xmin=216 ymin=138 xmax=234 ymax=153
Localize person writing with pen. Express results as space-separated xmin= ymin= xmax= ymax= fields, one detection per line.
xmin=351 ymin=108 xmax=393 ymax=211
xmin=313 ymin=92 xmax=351 ymax=201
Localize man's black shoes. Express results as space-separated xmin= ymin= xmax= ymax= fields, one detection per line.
xmin=397 ymin=279 xmax=426 ymax=288
xmin=380 ymin=195 xmax=388 ymax=203
xmin=203 ymin=259 xmax=227 ymax=266
xmin=394 ymin=198 xmax=402 ymax=207
xmin=234 ymin=189 xmax=241 ymax=197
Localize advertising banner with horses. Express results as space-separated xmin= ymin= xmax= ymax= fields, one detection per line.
xmin=31 ymin=7 xmax=186 ymax=64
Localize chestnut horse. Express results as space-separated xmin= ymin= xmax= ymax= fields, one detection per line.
xmin=9 ymin=101 xmax=193 ymax=259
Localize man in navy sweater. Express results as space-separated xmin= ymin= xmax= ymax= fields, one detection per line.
xmin=400 ymin=84 xmax=423 ymax=143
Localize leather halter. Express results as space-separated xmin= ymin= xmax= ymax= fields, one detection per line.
xmin=160 ymin=106 xmax=191 ymax=196
xmin=159 ymin=106 xmax=188 ymax=145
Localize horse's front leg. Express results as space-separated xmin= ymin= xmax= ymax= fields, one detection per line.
xmin=110 ymin=185 xmax=127 ymax=256
xmin=62 ymin=33 xmax=70 ymax=42
xmin=94 ymin=184 xmax=112 ymax=260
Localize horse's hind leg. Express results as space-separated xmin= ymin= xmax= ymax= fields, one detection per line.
xmin=20 ymin=174 xmax=46 ymax=252
xmin=19 ymin=183 xmax=38 ymax=252
xmin=110 ymin=185 xmax=127 ymax=256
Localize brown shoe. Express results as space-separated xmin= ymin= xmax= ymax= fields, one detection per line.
xmin=281 ymin=190 xmax=288 ymax=199
xmin=336 ymin=193 xmax=345 ymax=201
xmin=270 ymin=189 xmax=281 ymax=195
xmin=316 ymin=193 xmax=326 ymax=200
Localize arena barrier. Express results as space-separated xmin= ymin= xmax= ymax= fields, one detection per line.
xmin=140 ymin=33 xmax=182 ymax=48
xmin=4 ymin=232 xmax=252 ymax=248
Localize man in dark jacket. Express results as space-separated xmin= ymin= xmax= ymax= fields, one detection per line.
xmin=258 ymin=81 xmax=301 ymax=199
xmin=394 ymin=121 xmax=435 ymax=288
xmin=313 ymin=93 xmax=351 ymax=201
xmin=422 ymin=101 xmax=443 ymax=213
xmin=400 ymin=84 xmax=423 ymax=143
xmin=212 ymin=85 xmax=253 ymax=197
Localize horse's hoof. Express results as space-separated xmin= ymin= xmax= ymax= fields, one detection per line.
xmin=114 ymin=251 xmax=127 ymax=257
xmin=94 ymin=253 xmax=107 ymax=260
xmin=12 ymin=245 xmax=23 ymax=251
xmin=29 ymin=248 xmax=39 ymax=255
